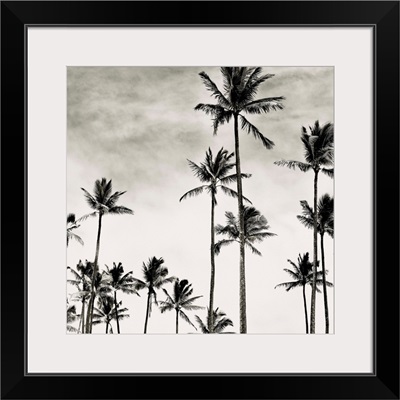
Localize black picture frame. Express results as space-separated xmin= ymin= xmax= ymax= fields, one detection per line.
xmin=1 ymin=1 xmax=399 ymax=399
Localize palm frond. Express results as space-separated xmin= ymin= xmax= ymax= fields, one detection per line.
xmin=198 ymin=72 xmax=231 ymax=110
xmin=274 ymin=160 xmax=312 ymax=172
xmin=321 ymin=168 xmax=334 ymax=178
xmin=219 ymin=185 xmax=252 ymax=204
xmin=242 ymin=97 xmax=285 ymax=114
xmin=109 ymin=205 xmax=134 ymax=215
xmin=214 ymin=239 xmax=236 ymax=255
xmin=239 ymin=115 xmax=275 ymax=149
xmin=179 ymin=185 xmax=208 ymax=202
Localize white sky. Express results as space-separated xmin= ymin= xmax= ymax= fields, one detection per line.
xmin=67 ymin=66 xmax=334 ymax=334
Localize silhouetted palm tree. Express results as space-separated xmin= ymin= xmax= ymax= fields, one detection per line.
xmin=275 ymin=252 xmax=332 ymax=333
xmin=274 ymin=121 xmax=333 ymax=333
xmin=297 ymin=194 xmax=334 ymax=333
xmin=92 ymin=296 xmax=129 ymax=334
xmin=195 ymin=308 xmax=234 ymax=334
xmin=132 ymin=257 xmax=175 ymax=334
xmin=67 ymin=213 xmax=83 ymax=246
xmin=105 ymin=262 xmax=139 ymax=334
xmin=67 ymin=300 xmax=78 ymax=333
xmin=215 ymin=206 xmax=276 ymax=256
xmin=159 ymin=279 xmax=203 ymax=333
xmin=67 ymin=260 xmax=93 ymax=333
xmin=196 ymin=67 xmax=284 ymax=333
xmin=180 ymin=147 xmax=251 ymax=332
xmin=81 ymin=178 xmax=134 ymax=333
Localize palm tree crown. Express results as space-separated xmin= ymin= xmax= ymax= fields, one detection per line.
xmin=195 ymin=308 xmax=234 ymax=334
xmin=159 ymin=279 xmax=203 ymax=333
xmin=92 ymin=296 xmax=129 ymax=334
xmin=67 ymin=213 xmax=83 ymax=246
xmin=215 ymin=206 xmax=276 ymax=256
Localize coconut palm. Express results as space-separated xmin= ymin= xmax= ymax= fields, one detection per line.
xmin=196 ymin=67 xmax=284 ymax=333
xmin=132 ymin=257 xmax=175 ymax=334
xmin=275 ymin=252 xmax=333 ymax=333
xmin=80 ymin=178 xmax=134 ymax=333
xmin=67 ymin=260 xmax=93 ymax=333
xmin=215 ymin=206 xmax=276 ymax=257
xmin=195 ymin=308 xmax=234 ymax=334
xmin=67 ymin=213 xmax=83 ymax=246
xmin=297 ymin=194 xmax=334 ymax=333
xmin=274 ymin=121 xmax=333 ymax=333
xmin=159 ymin=279 xmax=203 ymax=333
xmin=92 ymin=296 xmax=129 ymax=334
xmin=180 ymin=147 xmax=251 ymax=332
xmin=66 ymin=301 xmax=78 ymax=333
xmin=104 ymin=262 xmax=139 ymax=334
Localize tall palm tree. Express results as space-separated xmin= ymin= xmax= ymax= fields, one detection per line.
xmin=215 ymin=206 xmax=276 ymax=257
xmin=196 ymin=67 xmax=284 ymax=333
xmin=67 ymin=260 xmax=93 ymax=333
xmin=274 ymin=121 xmax=333 ymax=333
xmin=159 ymin=279 xmax=203 ymax=333
xmin=180 ymin=147 xmax=251 ymax=332
xmin=67 ymin=213 xmax=84 ymax=246
xmin=275 ymin=252 xmax=332 ymax=333
xmin=132 ymin=257 xmax=175 ymax=334
xmin=297 ymin=194 xmax=334 ymax=333
xmin=195 ymin=308 xmax=234 ymax=334
xmin=92 ymin=296 xmax=130 ymax=334
xmin=81 ymin=178 xmax=134 ymax=333
xmin=104 ymin=262 xmax=139 ymax=334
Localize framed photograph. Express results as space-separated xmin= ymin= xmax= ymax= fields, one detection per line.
xmin=2 ymin=1 xmax=399 ymax=398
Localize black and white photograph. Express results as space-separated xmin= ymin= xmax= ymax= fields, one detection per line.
xmin=66 ymin=66 xmax=334 ymax=335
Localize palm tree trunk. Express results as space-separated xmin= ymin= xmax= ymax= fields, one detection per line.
xmin=80 ymin=299 xmax=85 ymax=334
xmin=320 ymin=233 xmax=329 ymax=333
xmin=310 ymin=170 xmax=319 ymax=334
xmin=106 ymin=320 xmax=109 ymax=334
xmin=85 ymin=212 xmax=103 ymax=333
xmin=144 ymin=290 xmax=151 ymax=334
xmin=208 ymin=196 xmax=216 ymax=332
xmin=234 ymin=113 xmax=247 ymax=334
xmin=114 ymin=291 xmax=120 ymax=334
xmin=176 ymin=309 xmax=179 ymax=334
xmin=302 ymin=284 xmax=309 ymax=334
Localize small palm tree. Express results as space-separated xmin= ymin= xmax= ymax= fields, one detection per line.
xmin=159 ymin=279 xmax=203 ymax=333
xmin=215 ymin=206 xmax=276 ymax=256
xmin=180 ymin=147 xmax=251 ymax=332
xmin=92 ymin=296 xmax=129 ymax=334
xmin=67 ymin=213 xmax=83 ymax=246
xmin=80 ymin=178 xmax=134 ymax=333
xmin=132 ymin=257 xmax=175 ymax=334
xmin=195 ymin=308 xmax=234 ymax=334
xmin=275 ymin=252 xmax=332 ymax=333
xmin=104 ymin=262 xmax=139 ymax=334
xmin=66 ymin=300 xmax=78 ymax=333
xmin=297 ymin=194 xmax=334 ymax=333
xmin=196 ymin=67 xmax=285 ymax=333
xmin=274 ymin=121 xmax=333 ymax=333
xmin=67 ymin=260 xmax=93 ymax=333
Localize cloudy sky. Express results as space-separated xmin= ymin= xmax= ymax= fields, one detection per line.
xmin=67 ymin=66 xmax=334 ymax=335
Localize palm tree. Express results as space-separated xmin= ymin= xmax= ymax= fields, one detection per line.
xmin=215 ymin=206 xmax=276 ymax=257
xmin=275 ymin=252 xmax=333 ymax=333
xmin=66 ymin=300 xmax=78 ymax=333
xmin=92 ymin=296 xmax=130 ymax=334
xmin=132 ymin=257 xmax=175 ymax=334
xmin=80 ymin=178 xmax=134 ymax=333
xmin=195 ymin=308 xmax=234 ymax=334
xmin=274 ymin=121 xmax=333 ymax=333
xmin=104 ymin=262 xmax=139 ymax=334
xmin=67 ymin=260 xmax=93 ymax=333
xmin=159 ymin=279 xmax=203 ymax=333
xmin=196 ymin=67 xmax=284 ymax=333
xmin=180 ymin=147 xmax=251 ymax=332
xmin=297 ymin=194 xmax=334 ymax=333
xmin=67 ymin=213 xmax=83 ymax=246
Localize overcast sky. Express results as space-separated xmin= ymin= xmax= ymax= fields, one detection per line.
xmin=67 ymin=66 xmax=334 ymax=334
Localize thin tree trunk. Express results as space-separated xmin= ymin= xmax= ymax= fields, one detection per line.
xmin=208 ymin=196 xmax=216 ymax=332
xmin=310 ymin=170 xmax=319 ymax=334
xmin=320 ymin=233 xmax=329 ymax=333
xmin=114 ymin=290 xmax=120 ymax=334
xmin=144 ymin=290 xmax=151 ymax=334
xmin=80 ymin=299 xmax=85 ymax=334
xmin=85 ymin=213 xmax=103 ymax=333
xmin=106 ymin=320 xmax=109 ymax=334
xmin=176 ymin=309 xmax=179 ymax=334
xmin=302 ymin=284 xmax=309 ymax=334
xmin=234 ymin=113 xmax=247 ymax=334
